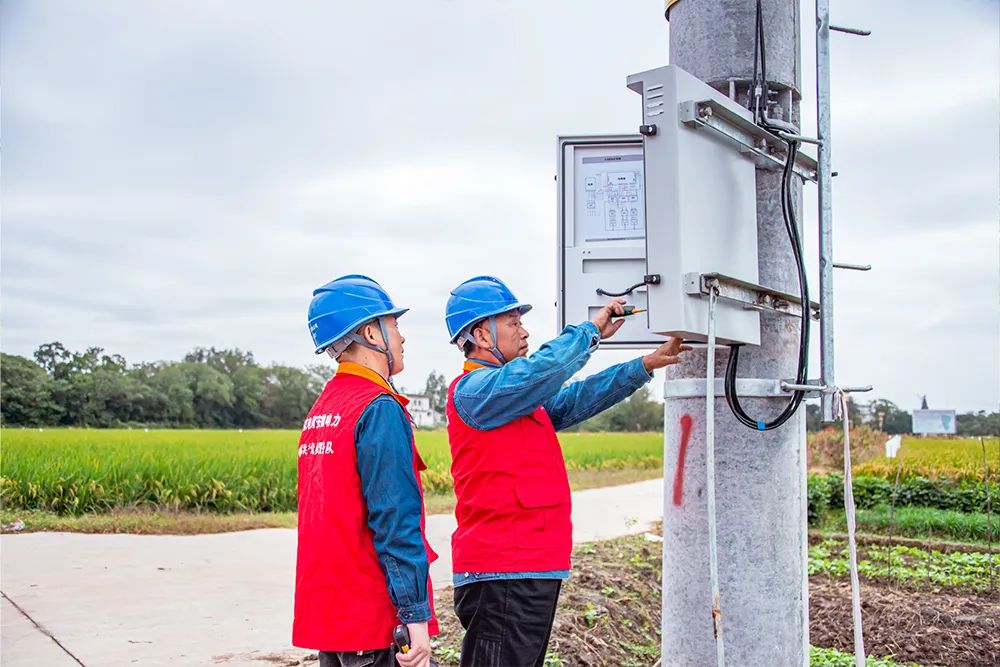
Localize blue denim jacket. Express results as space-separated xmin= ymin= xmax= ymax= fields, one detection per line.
xmin=451 ymin=321 xmax=653 ymax=586
xmin=355 ymin=395 xmax=431 ymax=624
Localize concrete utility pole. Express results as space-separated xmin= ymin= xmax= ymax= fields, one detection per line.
xmin=660 ymin=1 xmax=809 ymax=665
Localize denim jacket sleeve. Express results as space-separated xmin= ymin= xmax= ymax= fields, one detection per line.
xmin=355 ymin=395 xmax=431 ymax=624
xmin=542 ymin=357 xmax=653 ymax=431
xmin=452 ymin=321 xmax=601 ymax=431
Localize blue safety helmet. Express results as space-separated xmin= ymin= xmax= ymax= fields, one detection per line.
xmin=445 ymin=275 xmax=531 ymax=364
xmin=308 ymin=274 xmax=407 ymax=373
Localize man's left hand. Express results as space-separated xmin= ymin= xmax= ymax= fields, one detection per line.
xmin=642 ymin=337 xmax=693 ymax=373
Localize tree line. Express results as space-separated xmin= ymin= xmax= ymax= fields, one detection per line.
xmin=1 ymin=342 xmax=996 ymax=434
xmin=1 ymin=343 xmax=331 ymax=428
xmin=805 ymin=399 xmax=999 ymax=436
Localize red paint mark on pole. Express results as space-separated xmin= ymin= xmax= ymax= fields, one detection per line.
xmin=672 ymin=414 xmax=693 ymax=506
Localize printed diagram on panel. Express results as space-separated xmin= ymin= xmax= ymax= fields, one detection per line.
xmin=577 ymin=153 xmax=645 ymax=242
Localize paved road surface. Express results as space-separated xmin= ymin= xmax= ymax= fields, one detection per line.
xmin=1 ymin=478 xmax=663 ymax=666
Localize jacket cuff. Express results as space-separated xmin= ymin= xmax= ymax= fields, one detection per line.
xmin=397 ymin=600 xmax=432 ymax=624
xmin=629 ymin=356 xmax=654 ymax=382
xmin=579 ymin=321 xmax=601 ymax=350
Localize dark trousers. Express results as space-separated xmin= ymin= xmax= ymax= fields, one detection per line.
xmin=453 ymin=578 xmax=562 ymax=667
xmin=319 ymin=648 xmax=395 ymax=667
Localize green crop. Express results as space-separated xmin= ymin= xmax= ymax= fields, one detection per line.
xmin=809 ymin=646 xmax=918 ymax=667
xmin=0 ymin=428 xmax=664 ymax=515
xmin=818 ymin=505 xmax=1000 ymax=543
xmin=809 ymin=538 xmax=999 ymax=591
xmin=856 ymin=437 xmax=998 ymax=482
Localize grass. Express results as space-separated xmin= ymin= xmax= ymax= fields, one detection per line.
xmin=0 ymin=507 xmax=298 ymax=534
xmin=0 ymin=428 xmax=664 ymax=516
xmin=817 ymin=505 xmax=1000 ymax=544
xmin=856 ymin=436 xmax=999 ymax=482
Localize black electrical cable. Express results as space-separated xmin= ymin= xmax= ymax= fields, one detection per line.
xmin=596 ymin=282 xmax=646 ymax=298
xmin=723 ymin=0 xmax=811 ymax=431
xmin=751 ymin=0 xmax=765 ymax=123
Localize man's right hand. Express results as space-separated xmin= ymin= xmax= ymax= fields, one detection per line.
xmin=590 ymin=298 xmax=628 ymax=339
xmin=395 ymin=622 xmax=431 ymax=667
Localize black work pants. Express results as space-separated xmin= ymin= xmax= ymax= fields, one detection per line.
xmin=319 ymin=648 xmax=395 ymax=667
xmin=453 ymin=578 xmax=562 ymax=667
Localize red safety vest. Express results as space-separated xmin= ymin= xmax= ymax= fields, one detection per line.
xmin=446 ymin=361 xmax=573 ymax=573
xmin=293 ymin=363 xmax=439 ymax=651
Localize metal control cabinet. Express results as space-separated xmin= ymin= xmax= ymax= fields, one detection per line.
xmin=557 ymin=135 xmax=664 ymax=348
xmin=627 ymin=65 xmax=760 ymax=345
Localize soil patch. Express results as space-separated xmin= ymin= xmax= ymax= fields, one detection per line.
xmin=810 ymin=576 xmax=999 ymax=667
xmin=431 ymin=534 xmax=1000 ymax=667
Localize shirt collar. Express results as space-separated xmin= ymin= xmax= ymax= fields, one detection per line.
xmin=336 ymin=361 xmax=409 ymax=406
xmin=463 ymin=358 xmax=501 ymax=372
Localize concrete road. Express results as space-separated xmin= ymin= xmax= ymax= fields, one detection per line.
xmin=1 ymin=478 xmax=663 ymax=666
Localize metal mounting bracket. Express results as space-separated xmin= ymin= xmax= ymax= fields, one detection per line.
xmin=684 ymin=272 xmax=820 ymax=320
xmin=665 ymin=378 xmax=788 ymax=399
xmin=678 ymin=99 xmax=818 ymax=182
xmin=664 ymin=378 xmax=872 ymax=399
xmin=664 ymin=378 xmax=873 ymax=400
xmin=780 ymin=381 xmax=873 ymax=396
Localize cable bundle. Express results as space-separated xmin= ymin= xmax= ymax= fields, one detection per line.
xmin=724 ymin=0 xmax=811 ymax=431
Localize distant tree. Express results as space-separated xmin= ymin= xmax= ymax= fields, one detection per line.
xmin=87 ymin=367 xmax=145 ymax=426
xmin=0 ymin=353 xmax=61 ymax=425
xmin=572 ymin=385 xmax=663 ymax=432
xmin=806 ymin=402 xmax=821 ymax=431
xmin=609 ymin=386 xmax=663 ymax=431
xmin=184 ymin=347 xmax=256 ymax=374
xmin=866 ymin=399 xmax=911 ymax=434
xmin=956 ymin=411 xmax=1000 ymax=437
xmin=33 ymin=341 xmax=78 ymax=380
xmin=305 ymin=364 xmax=335 ymax=397
xmin=181 ymin=362 xmax=235 ymax=427
xmin=139 ymin=363 xmax=194 ymax=425
xmin=230 ymin=365 xmax=263 ymax=428
xmin=422 ymin=371 xmax=448 ymax=418
xmin=804 ymin=399 xmax=864 ymax=432
xmin=259 ymin=366 xmax=317 ymax=428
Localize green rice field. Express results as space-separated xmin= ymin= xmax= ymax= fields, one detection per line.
xmin=3 ymin=429 xmax=993 ymax=518
xmin=0 ymin=429 xmax=662 ymax=515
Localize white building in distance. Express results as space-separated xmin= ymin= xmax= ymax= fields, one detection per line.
xmin=404 ymin=394 xmax=442 ymax=429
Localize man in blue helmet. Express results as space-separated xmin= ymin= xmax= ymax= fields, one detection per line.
xmin=443 ymin=275 xmax=690 ymax=667
xmin=294 ymin=274 xmax=438 ymax=667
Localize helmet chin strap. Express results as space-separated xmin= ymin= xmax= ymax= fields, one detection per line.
xmin=343 ymin=317 xmax=397 ymax=387
xmin=458 ymin=316 xmax=507 ymax=365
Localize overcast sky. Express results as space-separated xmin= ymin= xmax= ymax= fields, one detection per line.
xmin=2 ymin=0 xmax=997 ymax=412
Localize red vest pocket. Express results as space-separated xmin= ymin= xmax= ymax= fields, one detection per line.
xmin=514 ymin=483 xmax=567 ymax=549
xmin=514 ymin=482 xmax=564 ymax=509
